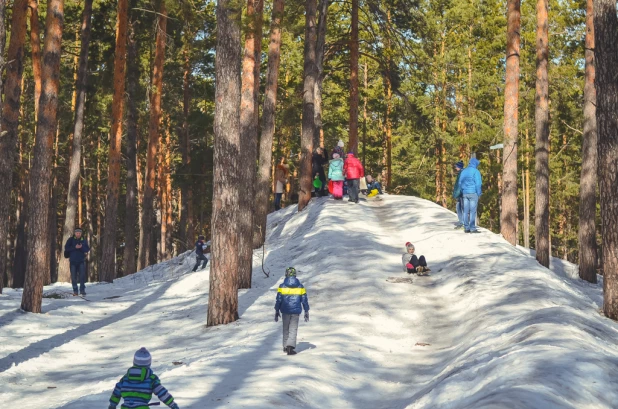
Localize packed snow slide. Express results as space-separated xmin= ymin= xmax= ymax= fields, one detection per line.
xmin=1 ymin=195 xmax=618 ymax=409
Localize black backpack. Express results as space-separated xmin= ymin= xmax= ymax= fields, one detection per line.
xmin=64 ymin=238 xmax=74 ymax=259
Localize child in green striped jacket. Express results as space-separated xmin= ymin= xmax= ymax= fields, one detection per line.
xmin=109 ymin=347 xmax=179 ymax=409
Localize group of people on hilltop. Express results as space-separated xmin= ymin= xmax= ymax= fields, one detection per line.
xmin=273 ymin=140 xmax=383 ymax=209
xmin=452 ymin=157 xmax=483 ymax=233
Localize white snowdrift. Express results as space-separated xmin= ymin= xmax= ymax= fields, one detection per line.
xmin=1 ymin=194 xmax=617 ymax=409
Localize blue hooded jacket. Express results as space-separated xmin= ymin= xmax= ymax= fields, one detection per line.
xmin=64 ymin=236 xmax=90 ymax=264
xmin=275 ymin=276 xmax=310 ymax=315
xmin=457 ymin=158 xmax=482 ymax=196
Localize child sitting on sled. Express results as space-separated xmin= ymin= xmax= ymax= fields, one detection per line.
xmin=401 ymin=242 xmax=430 ymax=275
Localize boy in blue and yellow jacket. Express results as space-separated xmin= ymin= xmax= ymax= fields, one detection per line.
xmin=275 ymin=267 xmax=310 ymax=355
xmin=109 ymin=348 xmax=179 ymax=409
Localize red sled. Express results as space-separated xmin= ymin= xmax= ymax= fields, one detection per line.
xmin=328 ymin=180 xmax=334 ymax=194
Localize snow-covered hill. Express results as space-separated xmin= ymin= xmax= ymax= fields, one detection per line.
xmin=1 ymin=195 xmax=617 ymax=409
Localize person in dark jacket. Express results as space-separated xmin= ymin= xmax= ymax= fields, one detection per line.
xmin=452 ymin=161 xmax=465 ymax=229
xmin=344 ymin=152 xmax=364 ymax=203
xmin=456 ymin=157 xmax=482 ymax=233
xmin=275 ymin=267 xmax=310 ymax=356
xmin=312 ymin=147 xmax=328 ymax=197
xmin=64 ymin=228 xmax=90 ymax=296
xmin=192 ymin=235 xmax=209 ymax=272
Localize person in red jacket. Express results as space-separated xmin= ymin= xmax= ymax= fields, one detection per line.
xmin=344 ymin=152 xmax=364 ymax=203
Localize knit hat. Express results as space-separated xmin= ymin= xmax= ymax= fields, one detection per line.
xmin=337 ymin=140 xmax=344 ymax=148
xmin=333 ymin=153 xmax=340 ymax=159
xmin=405 ymin=242 xmax=415 ymax=249
xmin=74 ymin=228 xmax=83 ymax=233
xmin=198 ymin=235 xmax=205 ymax=240
xmin=455 ymin=161 xmax=464 ymax=170
xmin=133 ymin=347 xmax=152 ymax=367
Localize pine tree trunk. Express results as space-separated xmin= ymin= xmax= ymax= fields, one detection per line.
xmin=0 ymin=0 xmax=5 ymax=292
xmin=534 ymin=0 xmax=550 ymax=268
xmin=578 ymin=0 xmax=597 ymax=283
xmin=253 ymin=0 xmax=284 ymax=247
xmin=500 ymin=0 xmax=520 ymax=246
xmin=298 ymin=0 xmax=318 ymax=212
xmin=58 ymin=0 xmax=93 ymax=283
xmin=238 ymin=0 xmax=263 ymax=289
xmin=100 ymin=0 xmax=128 ymax=282
xmin=207 ymin=0 xmax=242 ymax=327
xmin=21 ymin=0 xmax=64 ymax=313
xmin=594 ymin=0 xmax=618 ymax=319
xmin=139 ymin=3 xmax=167 ymax=270
xmin=159 ymin=129 xmax=167 ymax=261
xmin=164 ymin=132 xmax=173 ymax=257
xmin=348 ymin=0 xmax=359 ymax=154
xmin=0 ymin=0 xmax=28 ymax=293
xmin=362 ymin=60 xmax=367 ymax=169
xmin=385 ymin=71 xmax=393 ymax=190
xmin=123 ymin=24 xmax=139 ymax=275
xmin=29 ymin=0 xmax=42 ymax=119
xmin=179 ymin=35 xmax=192 ymax=253
xmin=314 ymin=0 xmax=329 ymax=148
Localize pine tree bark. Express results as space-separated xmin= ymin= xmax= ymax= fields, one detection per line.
xmin=139 ymin=3 xmax=167 ymax=270
xmin=534 ymin=0 xmax=550 ymax=268
xmin=594 ymin=0 xmax=618 ymax=319
xmin=123 ymin=24 xmax=139 ymax=275
xmin=21 ymin=0 xmax=64 ymax=313
xmin=253 ymin=0 xmax=284 ymax=247
xmin=238 ymin=0 xmax=264 ymax=289
xmin=58 ymin=0 xmax=93 ymax=282
xmin=348 ymin=0 xmax=359 ymax=154
xmin=500 ymin=0 xmax=520 ymax=246
xmin=0 ymin=0 xmax=28 ymax=293
xmin=179 ymin=34 xmax=192 ymax=253
xmin=100 ymin=0 xmax=129 ymax=282
xmin=207 ymin=0 xmax=242 ymax=327
xmin=0 ymin=0 xmax=5 ymax=293
xmin=29 ymin=0 xmax=42 ymax=119
xmin=298 ymin=0 xmax=318 ymax=212
xmin=314 ymin=0 xmax=329 ymax=148
xmin=578 ymin=0 xmax=597 ymax=283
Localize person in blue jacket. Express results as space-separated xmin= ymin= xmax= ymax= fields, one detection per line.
xmin=275 ymin=267 xmax=310 ymax=355
xmin=64 ymin=228 xmax=90 ymax=296
xmin=192 ymin=235 xmax=209 ymax=272
xmin=456 ymin=157 xmax=482 ymax=233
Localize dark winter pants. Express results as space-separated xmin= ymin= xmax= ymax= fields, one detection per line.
xmin=274 ymin=193 xmax=283 ymax=211
xmin=193 ymin=254 xmax=208 ymax=271
xmin=406 ymin=255 xmax=427 ymax=274
xmin=347 ymin=178 xmax=360 ymax=202
xmin=70 ymin=262 xmax=86 ymax=294
xmin=282 ymin=313 xmax=300 ymax=350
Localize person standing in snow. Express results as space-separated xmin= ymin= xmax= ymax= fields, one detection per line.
xmin=312 ymin=146 xmax=328 ymax=197
xmin=344 ymin=152 xmax=364 ymax=203
xmin=64 ymin=227 xmax=90 ymax=296
xmin=402 ymin=242 xmax=430 ymax=274
xmin=328 ymin=152 xmax=345 ymax=200
xmin=452 ymin=161 xmax=465 ymax=229
xmin=192 ymin=235 xmax=209 ymax=272
xmin=109 ymin=347 xmax=180 ymax=409
xmin=332 ymin=139 xmax=345 ymax=158
xmin=456 ymin=157 xmax=482 ymax=233
xmin=275 ymin=267 xmax=310 ymax=356
xmin=274 ymin=160 xmax=289 ymax=211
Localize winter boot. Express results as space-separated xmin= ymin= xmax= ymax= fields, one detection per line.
xmin=286 ymin=346 xmax=297 ymax=355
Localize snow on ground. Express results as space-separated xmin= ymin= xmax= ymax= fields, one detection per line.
xmin=1 ymin=194 xmax=618 ymax=409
